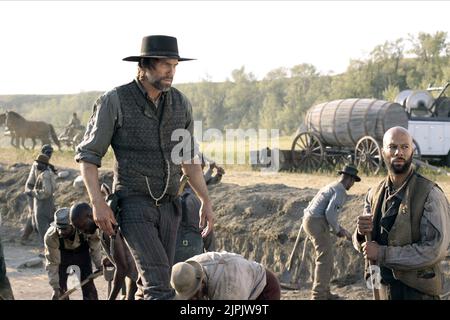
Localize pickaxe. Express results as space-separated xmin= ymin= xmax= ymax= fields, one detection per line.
xmin=59 ymin=269 xmax=103 ymax=300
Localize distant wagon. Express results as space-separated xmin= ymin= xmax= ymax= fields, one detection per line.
xmin=289 ymin=82 xmax=450 ymax=174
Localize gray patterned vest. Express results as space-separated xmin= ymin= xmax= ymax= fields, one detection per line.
xmin=112 ymin=81 xmax=190 ymax=198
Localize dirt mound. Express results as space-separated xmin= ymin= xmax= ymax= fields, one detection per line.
xmin=0 ymin=162 xmax=112 ymax=226
xmin=1 ymin=163 xmax=449 ymax=296
xmin=209 ymin=182 xmax=366 ymax=286
xmin=0 ymin=163 xmax=366 ymax=286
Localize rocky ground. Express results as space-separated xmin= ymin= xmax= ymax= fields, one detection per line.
xmin=1 ymin=162 xmax=449 ymax=300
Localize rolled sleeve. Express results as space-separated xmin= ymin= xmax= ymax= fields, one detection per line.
xmin=74 ymin=90 xmax=120 ymax=167
xmin=383 ymin=186 xmax=450 ymax=271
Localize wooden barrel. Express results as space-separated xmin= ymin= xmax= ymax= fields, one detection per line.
xmin=305 ymin=99 xmax=408 ymax=147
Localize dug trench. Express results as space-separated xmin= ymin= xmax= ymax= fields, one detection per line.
xmin=1 ymin=163 xmax=449 ymax=299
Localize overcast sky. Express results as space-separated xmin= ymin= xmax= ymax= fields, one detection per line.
xmin=0 ymin=1 xmax=449 ymax=94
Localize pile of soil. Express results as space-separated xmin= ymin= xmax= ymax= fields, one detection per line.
xmin=208 ymin=182 xmax=366 ymax=286
xmin=0 ymin=162 xmax=365 ymax=287
xmin=0 ymin=162 xmax=112 ymax=226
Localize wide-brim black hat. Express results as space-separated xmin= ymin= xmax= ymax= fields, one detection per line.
xmin=35 ymin=153 xmax=50 ymax=165
xmin=338 ymin=164 xmax=361 ymax=182
xmin=123 ymin=35 xmax=195 ymax=62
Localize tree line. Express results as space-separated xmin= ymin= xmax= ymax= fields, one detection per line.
xmin=1 ymin=31 xmax=449 ymax=136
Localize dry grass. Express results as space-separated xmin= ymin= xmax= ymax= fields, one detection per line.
xmin=0 ymin=146 xmax=115 ymax=170
xmin=1 ymin=138 xmax=449 ymax=196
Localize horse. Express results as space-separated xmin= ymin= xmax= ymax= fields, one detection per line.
xmin=5 ymin=111 xmax=61 ymax=150
xmin=0 ymin=112 xmax=18 ymax=147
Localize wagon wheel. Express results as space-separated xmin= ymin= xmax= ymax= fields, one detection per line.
xmin=355 ymin=136 xmax=382 ymax=175
xmin=291 ymin=132 xmax=325 ymax=171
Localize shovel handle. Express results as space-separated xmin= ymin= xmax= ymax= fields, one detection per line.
xmin=365 ymin=233 xmax=381 ymax=300
xmin=59 ymin=269 xmax=103 ymax=300
xmin=286 ymin=222 xmax=304 ymax=271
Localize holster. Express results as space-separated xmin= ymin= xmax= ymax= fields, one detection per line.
xmin=106 ymin=193 xmax=121 ymax=222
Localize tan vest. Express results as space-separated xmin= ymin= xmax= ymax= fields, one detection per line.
xmin=370 ymin=172 xmax=443 ymax=296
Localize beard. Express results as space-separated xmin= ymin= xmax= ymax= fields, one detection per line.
xmin=385 ymin=155 xmax=413 ymax=174
xmin=145 ymin=70 xmax=172 ymax=92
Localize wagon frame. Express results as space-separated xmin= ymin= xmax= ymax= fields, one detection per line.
xmin=290 ymin=83 xmax=450 ymax=174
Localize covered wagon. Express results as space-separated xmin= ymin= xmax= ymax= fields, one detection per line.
xmin=291 ymin=83 xmax=450 ymax=173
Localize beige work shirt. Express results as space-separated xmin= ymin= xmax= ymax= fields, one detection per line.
xmin=188 ymin=251 xmax=266 ymax=300
xmin=31 ymin=168 xmax=56 ymax=200
xmin=44 ymin=225 xmax=103 ymax=289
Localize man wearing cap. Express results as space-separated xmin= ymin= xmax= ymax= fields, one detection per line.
xmin=75 ymin=35 xmax=214 ymax=300
xmin=44 ymin=208 xmax=102 ymax=300
xmin=171 ymin=251 xmax=281 ymax=300
xmin=302 ymin=164 xmax=361 ymax=300
xmin=22 ymin=145 xmax=55 ymax=244
xmin=70 ymin=201 xmax=138 ymax=300
xmin=354 ymin=127 xmax=450 ymax=300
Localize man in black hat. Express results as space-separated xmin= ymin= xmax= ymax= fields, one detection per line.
xmin=24 ymin=153 xmax=57 ymax=246
xmin=302 ymin=164 xmax=361 ymax=300
xmin=22 ymin=145 xmax=55 ymax=244
xmin=44 ymin=207 xmax=102 ymax=300
xmin=75 ymin=35 xmax=214 ymax=300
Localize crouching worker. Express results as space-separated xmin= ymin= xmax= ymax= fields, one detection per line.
xmin=70 ymin=201 xmax=138 ymax=300
xmin=44 ymin=207 xmax=102 ymax=300
xmin=170 ymin=251 xmax=281 ymax=300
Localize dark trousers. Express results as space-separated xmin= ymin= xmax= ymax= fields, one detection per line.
xmin=119 ymin=196 xmax=181 ymax=300
xmin=256 ymin=269 xmax=281 ymax=300
xmin=33 ymin=197 xmax=55 ymax=245
xmin=21 ymin=195 xmax=35 ymax=240
xmin=59 ymin=247 xmax=98 ymax=300
xmin=380 ymin=280 xmax=440 ymax=300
